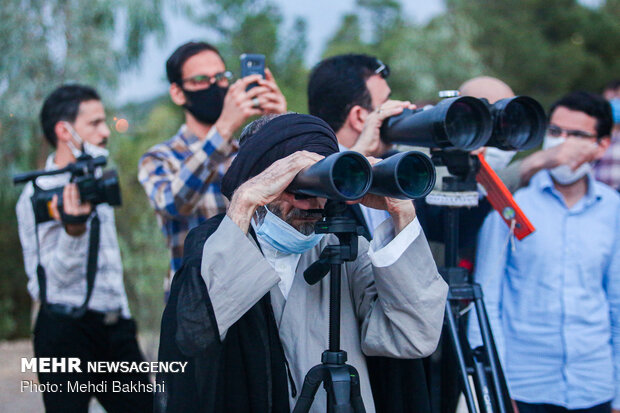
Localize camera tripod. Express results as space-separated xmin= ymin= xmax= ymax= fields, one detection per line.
xmin=426 ymin=151 xmax=513 ymax=413
xmin=293 ymin=201 xmax=366 ymax=413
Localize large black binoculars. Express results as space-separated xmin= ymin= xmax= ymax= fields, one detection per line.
xmin=287 ymin=151 xmax=436 ymax=201
xmin=380 ymin=95 xmax=546 ymax=151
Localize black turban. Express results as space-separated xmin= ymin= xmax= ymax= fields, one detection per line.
xmin=221 ymin=113 xmax=340 ymax=200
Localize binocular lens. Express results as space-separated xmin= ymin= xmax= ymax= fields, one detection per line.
xmin=502 ymin=101 xmax=533 ymax=149
xmin=488 ymin=96 xmax=546 ymax=150
xmin=332 ymin=155 xmax=372 ymax=199
xmin=288 ymin=151 xmax=372 ymax=200
xmin=397 ymin=155 xmax=434 ymax=198
xmin=445 ymin=100 xmax=487 ymax=150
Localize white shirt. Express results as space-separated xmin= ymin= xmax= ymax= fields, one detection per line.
xmin=254 ymin=216 xmax=422 ymax=300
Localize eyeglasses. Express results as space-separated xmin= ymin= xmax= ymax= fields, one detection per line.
xmin=547 ymin=124 xmax=597 ymax=139
xmin=181 ymin=71 xmax=233 ymax=88
xmin=375 ymin=59 xmax=390 ymax=79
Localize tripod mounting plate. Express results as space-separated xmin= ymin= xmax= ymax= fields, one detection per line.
xmin=426 ymin=190 xmax=479 ymax=207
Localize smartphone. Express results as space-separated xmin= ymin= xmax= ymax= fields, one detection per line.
xmin=240 ymin=53 xmax=265 ymax=90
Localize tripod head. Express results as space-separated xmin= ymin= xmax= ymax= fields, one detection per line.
xmin=303 ymin=201 xmax=364 ymax=285
xmin=431 ymin=149 xmax=481 ymax=193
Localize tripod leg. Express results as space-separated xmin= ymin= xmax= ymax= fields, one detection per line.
xmin=293 ymin=365 xmax=328 ymax=413
xmin=347 ymin=366 xmax=366 ymax=413
xmin=445 ymin=300 xmax=478 ymax=413
xmin=471 ymin=347 xmax=495 ymax=413
xmin=474 ymin=292 xmax=513 ymax=413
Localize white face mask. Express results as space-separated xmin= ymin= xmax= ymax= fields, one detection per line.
xmin=63 ymin=122 xmax=109 ymax=159
xmin=542 ymin=135 xmax=593 ymax=185
xmin=484 ymin=147 xmax=516 ymax=171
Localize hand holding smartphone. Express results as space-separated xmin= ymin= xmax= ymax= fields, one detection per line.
xmin=240 ymin=53 xmax=265 ymax=91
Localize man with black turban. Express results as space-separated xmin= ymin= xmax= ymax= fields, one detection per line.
xmin=155 ymin=113 xmax=448 ymax=413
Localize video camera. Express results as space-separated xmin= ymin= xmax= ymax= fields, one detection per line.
xmin=13 ymin=155 xmax=122 ymax=224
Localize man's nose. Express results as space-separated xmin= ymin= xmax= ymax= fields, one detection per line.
xmin=101 ymin=123 xmax=111 ymax=139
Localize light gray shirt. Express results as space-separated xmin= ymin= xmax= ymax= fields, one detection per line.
xmin=16 ymin=155 xmax=130 ymax=317
xmin=201 ymin=215 xmax=448 ymax=412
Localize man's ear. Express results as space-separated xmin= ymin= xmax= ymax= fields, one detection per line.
xmin=594 ymin=136 xmax=611 ymax=160
xmin=54 ymin=121 xmax=73 ymax=145
xmin=170 ymin=83 xmax=187 ymax=106
xmin=345 ymin=105 xmax=369 ymax=134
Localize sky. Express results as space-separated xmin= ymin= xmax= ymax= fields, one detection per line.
xmin=115 ymin=0 xmax=446 ymax=104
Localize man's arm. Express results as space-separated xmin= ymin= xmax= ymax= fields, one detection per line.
xmin=202 ymin=151 xmax=325 ymax=339
xmin=348 ymin=216 xmax=448 ymax=359
xmin=501 ymin=138 xmax=601 ymax=192
xmin=604 ymin=209 xmax=620 ymax=411
xmin=138 ymin=127 xmax=234 ymax=219
xmin=467 ymin=211 xmax=510 ymax=364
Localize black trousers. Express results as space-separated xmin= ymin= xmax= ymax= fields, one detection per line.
xmin=33 ymin=308 xmax=153 ymax=413
xmin=516 ymin=401 xmax=612 ymax=413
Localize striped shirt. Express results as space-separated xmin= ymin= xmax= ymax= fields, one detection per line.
xmin=16 ymin=155 xmax=131 ymax=317
xmin=138 ymin=125 xmax=235 ymax=288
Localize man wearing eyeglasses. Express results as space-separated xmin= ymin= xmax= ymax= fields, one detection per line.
xmin=469 ymin=91 xmax=620 ymax=413
xmin=139 ymin=41 xmax=287 ymax=290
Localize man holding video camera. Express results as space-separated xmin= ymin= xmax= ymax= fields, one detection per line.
xmin=156 ymin=113 xmax=448 ymax=413
xmin=138 ymin=41 xmax=287 ymax=290
xmin=16 ymin=85 xmax=152 ymax=412
xmin=469 ymin=91 xmax=620 ymax=413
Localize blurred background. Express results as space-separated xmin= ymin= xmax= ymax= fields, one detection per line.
xmin=1 ymin=0 xmax=619 ymax=349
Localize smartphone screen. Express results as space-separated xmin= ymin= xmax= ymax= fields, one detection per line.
xmin=240 ymin=53 xmax=265 ymax=90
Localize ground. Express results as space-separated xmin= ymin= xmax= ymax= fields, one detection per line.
xmin=0 ymin=334 xmax=158 ymax=413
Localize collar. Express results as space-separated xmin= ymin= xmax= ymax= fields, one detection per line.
xmin=178 ymin=124 xmax=201 ymax=146
xmin=45 ymin=153 xmax=59 ymax=171
xmin=535 ymin=169 xmax=602 ymax=208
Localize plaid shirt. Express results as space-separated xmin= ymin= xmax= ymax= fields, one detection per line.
xmin=594 ymin=129 xmax=620 ymax=191
xmin=139 ymin=125 xmax=235 ymax=287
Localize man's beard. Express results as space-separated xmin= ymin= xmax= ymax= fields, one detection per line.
xmin=259 ymin=205 xmax=323 ymax=236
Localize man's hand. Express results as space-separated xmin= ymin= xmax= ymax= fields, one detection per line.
xmin=214 ymin=68 xmax=287 ymax=141
xmin=351 ymin=100 xmax=416 ymax=157
xmin=520 ymin=138 xmax=599 ymax=185
xmin=348 ymin=156 xmax=416 ymax=234
xmin=50 ymin=183 xmax=92 ymax=237
xmin=227 ymin=151 xmax=324 ymax=233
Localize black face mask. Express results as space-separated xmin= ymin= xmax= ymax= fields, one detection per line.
xmin=182 ymin=84 xmax=228 ymax=124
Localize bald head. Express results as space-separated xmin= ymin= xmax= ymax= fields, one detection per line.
xmin=459 ymin=76 xmax=514 ymax=103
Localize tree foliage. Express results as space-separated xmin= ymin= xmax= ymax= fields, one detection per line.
xmin=0 ymin=0 xmax=164 ymax=339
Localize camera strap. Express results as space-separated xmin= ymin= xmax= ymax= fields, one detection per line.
xmin=35 ymin=211 xmax=101 ymax=319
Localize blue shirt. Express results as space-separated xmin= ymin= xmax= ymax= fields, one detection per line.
xmin=468 ymin=171 xmax=620 ymax=409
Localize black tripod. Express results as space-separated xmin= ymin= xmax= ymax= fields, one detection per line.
xmin=293 ymin=201 xmax=366 ymax=413
xmin=427 ymin=151 xmax=513 ymax=413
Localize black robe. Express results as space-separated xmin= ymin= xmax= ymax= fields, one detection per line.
xmin=155 ymin=213 xmax=431 ymax=413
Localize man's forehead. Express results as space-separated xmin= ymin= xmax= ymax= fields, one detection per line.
xmin=550 ymin=106 xmax=597 ymax=133
xmin=366 ymin=74 xmax=391 ymax=104
xmin=182 ymin=50 xmax=225 ymax=77
xmin=77 ymin=99 xmax=105 ymax=120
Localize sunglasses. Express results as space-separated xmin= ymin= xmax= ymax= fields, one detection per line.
xmin=375 ymin=59 xmax=390 ymax=79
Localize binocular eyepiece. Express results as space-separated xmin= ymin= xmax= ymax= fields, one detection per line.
xmin=380 ymin=95 xmax=546 ymax=151
xmin=287 ymin=151 xmax=436 ymax=201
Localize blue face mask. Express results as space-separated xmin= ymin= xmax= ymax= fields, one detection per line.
xmin=255 ymin=208 xmax=324 ymax=254
xmin=610 ymin=98 xmax=620 ymax=125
